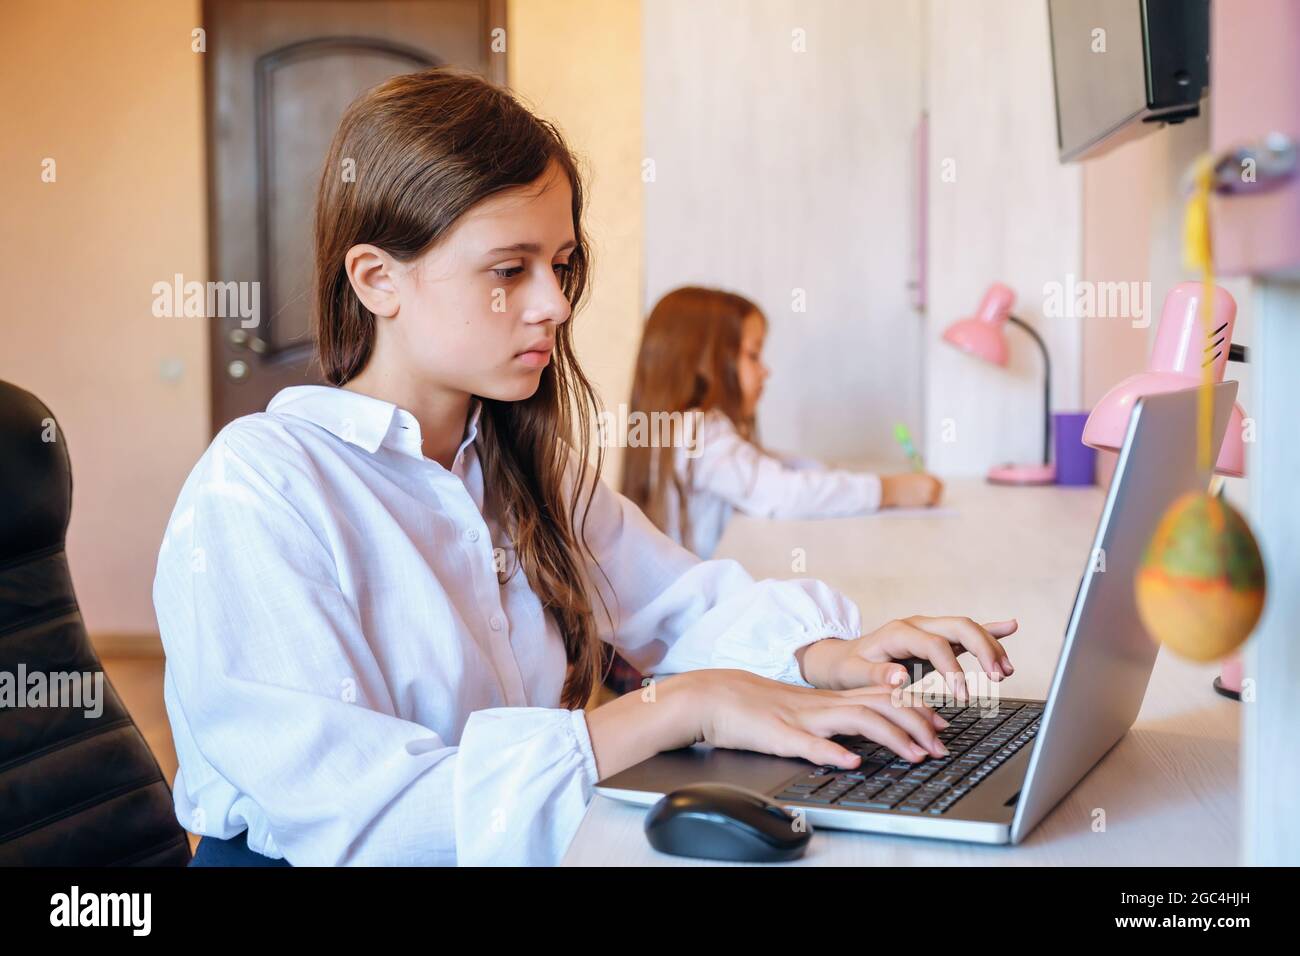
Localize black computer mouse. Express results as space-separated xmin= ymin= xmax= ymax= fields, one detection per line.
xmin=644 ymin=783 xmax=812 ymax=863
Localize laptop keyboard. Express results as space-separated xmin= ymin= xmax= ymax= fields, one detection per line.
xmin=770 ymin=701 xmax=1044 ymax=816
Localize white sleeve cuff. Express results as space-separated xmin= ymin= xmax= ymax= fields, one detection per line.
xmin=708 ymin=580 xmax=864 ymax=687
xmin=452 ymin=707 xmax=599 ymax=866
xmin=862 ymin=472 xmax=884 ymax=512
xmin=765 ymin=623 xmax=859 ymax=688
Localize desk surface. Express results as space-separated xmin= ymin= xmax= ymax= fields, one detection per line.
xmin=563 ymin=479 xmax=1239 ymax=866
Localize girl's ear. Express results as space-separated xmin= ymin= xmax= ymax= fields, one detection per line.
xmin=344 ymin=243 xmax=401 ymax=318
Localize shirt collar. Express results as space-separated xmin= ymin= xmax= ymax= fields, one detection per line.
xmin=266 ymin=385 xmax=483 ymax=462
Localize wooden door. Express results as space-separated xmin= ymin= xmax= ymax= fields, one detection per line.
xmin=204 ymin=0 xmax=506 ymax=432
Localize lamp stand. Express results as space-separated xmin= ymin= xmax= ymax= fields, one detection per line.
xmin=987 ymin=315 xmax=1056 ymax=486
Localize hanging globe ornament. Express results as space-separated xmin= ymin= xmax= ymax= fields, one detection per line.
xmin=1133 ymin=155 xmax=1268 ymax=661
xmin=1136 ymin=489 xmax=1267 ymax=661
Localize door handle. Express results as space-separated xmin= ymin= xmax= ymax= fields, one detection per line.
xmin=228 ymin=327 xmax=268 ymax=353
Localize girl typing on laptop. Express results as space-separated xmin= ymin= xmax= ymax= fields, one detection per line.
xmin=153 ymin=68 xmax=1015 ymax=867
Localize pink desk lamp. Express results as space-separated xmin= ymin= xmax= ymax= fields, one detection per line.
xmin=1082 ymin=281 xmax=1246 ymax=477
xmin=1083 ymin=281 xmax=1249 ymax=703
xmin=942 ymin=283 xmax=1056 ymax=485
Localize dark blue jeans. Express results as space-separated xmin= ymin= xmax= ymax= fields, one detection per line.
xmin=189 ymin=829 xmax=293 ymax=867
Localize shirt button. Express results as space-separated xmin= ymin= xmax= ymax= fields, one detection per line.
xmin=489 ymin=614 xmax=504 ymax=631
xmin=464 ymin=528 xmax=480 ymax=542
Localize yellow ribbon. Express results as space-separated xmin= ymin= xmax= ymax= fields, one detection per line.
xmin=1183 ymin=155 xmax=1216 ymax=472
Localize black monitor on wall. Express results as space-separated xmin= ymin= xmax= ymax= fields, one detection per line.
xmin=1048 ymin=0 xmax=1209 ymax=162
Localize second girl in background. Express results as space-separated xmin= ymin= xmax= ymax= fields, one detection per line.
xmin=622 ymin=286 xmax=943 ymax=559
xmin=606 ymin=287 xmax=947 ymax=695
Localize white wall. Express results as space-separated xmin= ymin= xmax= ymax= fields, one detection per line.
xmin=924 ymin=0 xmax=1083 ymax=474
xmin=1244 ymin=278 xmax=1300 ymax=866
xmin=641 ymin=0 xmax=926 ymax=464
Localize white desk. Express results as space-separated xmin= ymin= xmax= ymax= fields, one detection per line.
xmin=563 ymin=479 xmax=1240 ymax=866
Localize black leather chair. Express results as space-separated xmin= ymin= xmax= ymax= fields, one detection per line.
xmin=0 ymin=379 xmax=191 ymax=865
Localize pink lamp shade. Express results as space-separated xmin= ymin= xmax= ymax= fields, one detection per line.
xmin=942 ymin=282 xmax=1014 ymax=366
xmin=1082 ymin=282 xmax=1247 ymax=477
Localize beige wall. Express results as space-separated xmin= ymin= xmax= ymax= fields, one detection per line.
xmin=0 ymin=0 xmax=210 ymax=639
xmin=510 ymin=0 xmax=644 ymax=488
xmin=1080 ymin=136 xmax=1155 ymax=488
xmin=0 ymin=0 xmax=643 ymax=640
xmin=1081 ymin=141 xmax=1153 ymax=409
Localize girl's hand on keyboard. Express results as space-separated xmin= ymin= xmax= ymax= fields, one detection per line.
xmin=687 ymin=669 xmax=950 ymax=769
xmin=797 ymin=616 xmax=1018 ymax=702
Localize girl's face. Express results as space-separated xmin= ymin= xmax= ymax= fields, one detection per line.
xmin=347 ymin=159 xmax=576 ymax=403
xmin=737 ymin=309 xmax=770 ymax=418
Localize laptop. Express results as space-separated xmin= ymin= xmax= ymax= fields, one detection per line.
xmin=596 ymin=382 xmax=1238 ymax=845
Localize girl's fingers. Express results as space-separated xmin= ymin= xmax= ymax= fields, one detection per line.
xmin=834 ymin=683 xmax=944 ymax=721
xmin=946 ymin=619 xmax=1006 ymax=680
xmin=810 ymin=696 xmax=946 ymax=760
xmin=832 ymin=656 xmax=912 ymax=690
xmin=774 ymin=691 xmax=952 ymax=769
xmin=981 ymin=619 xmax=1019 ymax=673
xmin=800 ymin=700 xmax=923 ymax=762
xmin=904 ymin=626 xmax=968 ymax=702
xmin=852 ymin=708 xmax=937 ymax=762
xmin=862 ymin=699 xmax=948 ymax=757
xmin=910 ymin=615 xmax=1015 ymax=679
xmin=777 ymin=727 xmax=860 ymax=769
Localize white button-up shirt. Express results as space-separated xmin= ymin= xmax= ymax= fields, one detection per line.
xmin=662 ymin=409 xmax=883 ymax=558
xmin=153 ymin=386 xmax=864 ymax=866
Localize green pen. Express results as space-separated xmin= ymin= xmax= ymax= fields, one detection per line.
xmin=893 ymin=423 xmax=925 ymax=473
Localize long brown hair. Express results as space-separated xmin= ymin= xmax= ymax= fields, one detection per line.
xmin=620 ymin=286 xmax=765 ymax=545
xmin=313 ymin=67 xmax=609 ymax=709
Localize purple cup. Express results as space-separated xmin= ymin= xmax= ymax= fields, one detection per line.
xmin=1054 ymin=411 xmax=1096 ymax=486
